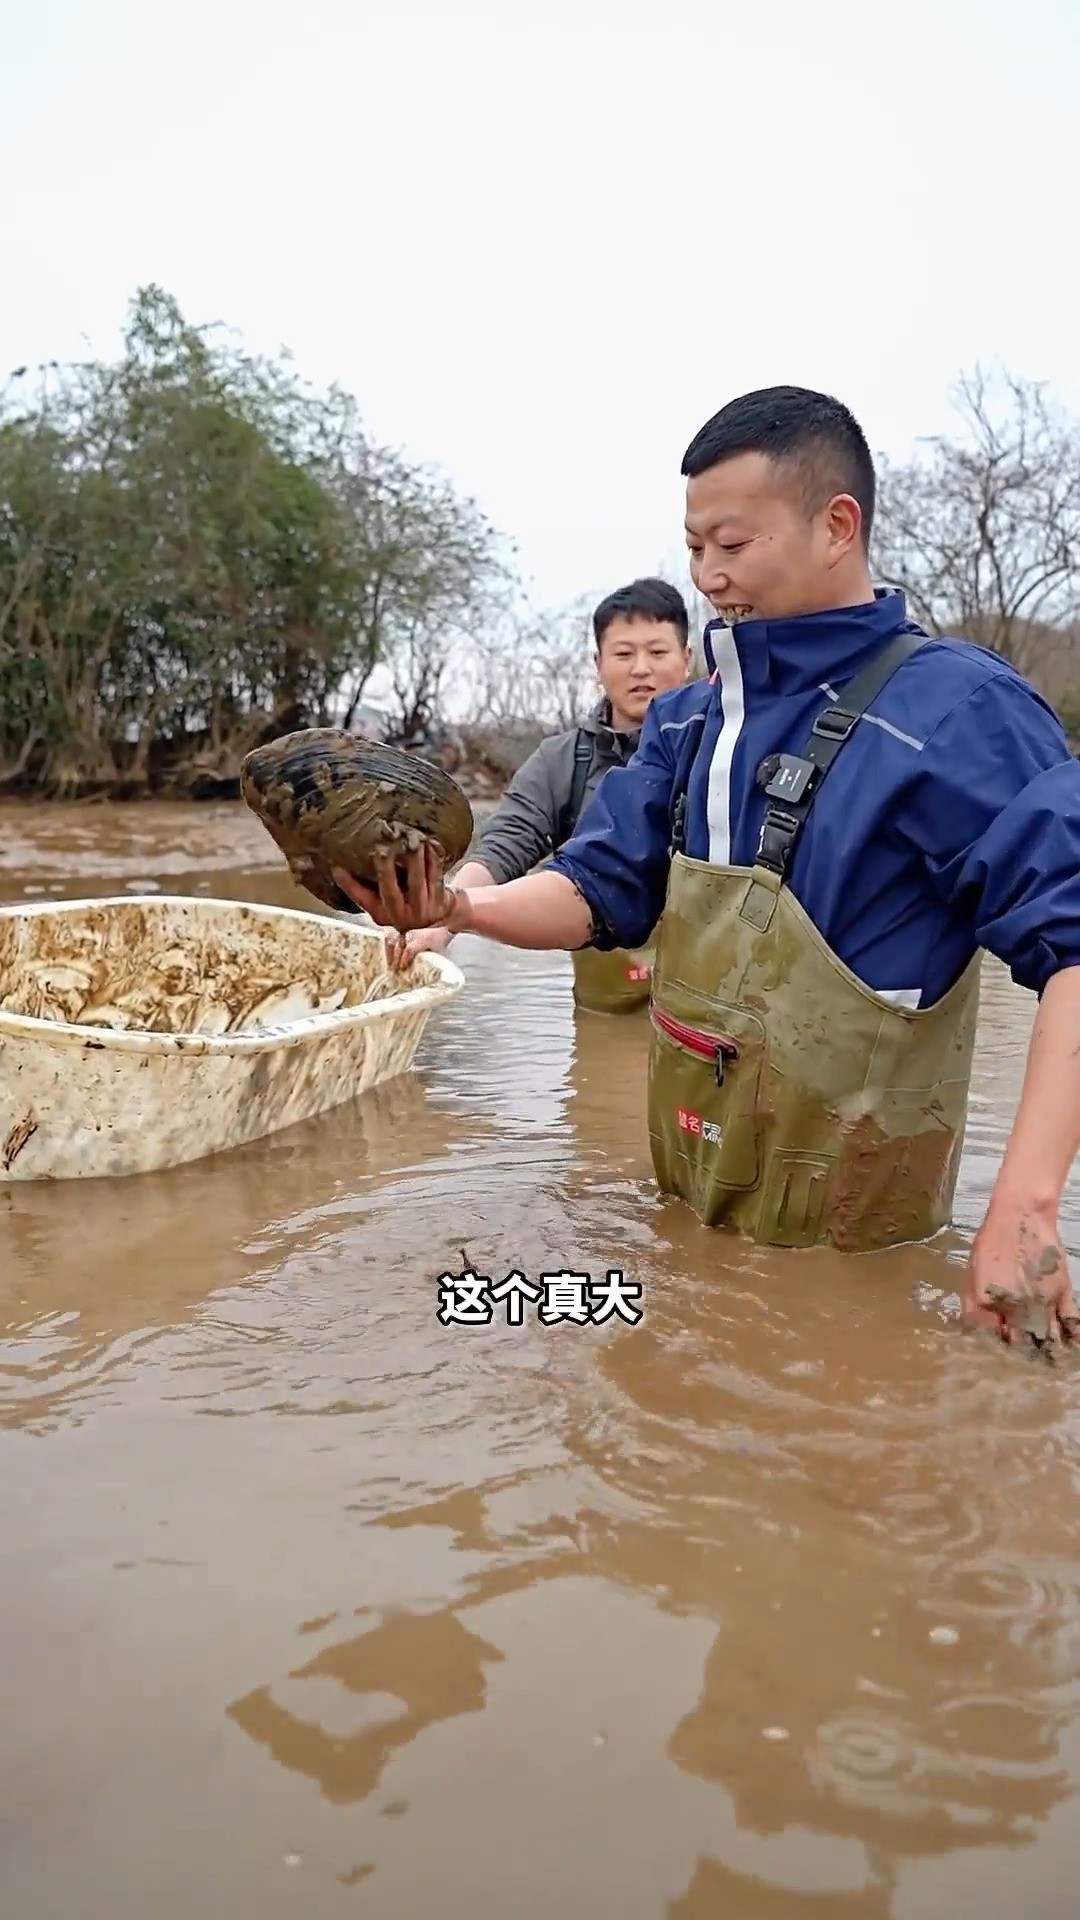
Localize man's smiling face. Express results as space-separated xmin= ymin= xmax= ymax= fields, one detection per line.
xmin=684 ymin=448 xmax=854 ymax=625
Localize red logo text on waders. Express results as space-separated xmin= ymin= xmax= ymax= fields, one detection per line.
xmin=626 ymin=963 xmax=652 ymax=983
xmin=677 ymin=1108 xmax=722 ymax=1145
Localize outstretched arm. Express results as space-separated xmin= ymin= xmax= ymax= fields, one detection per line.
xmin=335 ymin=700 xmax=680 ymax=955
xmin=899 ymin=674 xmax=1080 ymax=1346
xmin=972 ymin=965 xmax=1080 ymax=1345
xmin=334 ymin=851 xmax=594 ymax=949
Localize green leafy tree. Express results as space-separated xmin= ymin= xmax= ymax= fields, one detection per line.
xmin=0 ymin=285 xmax=507 ymax=794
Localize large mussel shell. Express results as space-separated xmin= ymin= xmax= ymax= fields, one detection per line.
xmin=239 ymin=729 xmax=474 ymax=914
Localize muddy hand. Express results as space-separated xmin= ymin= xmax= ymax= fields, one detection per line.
xmin=403 ymin=924 xmax=454 ymax=959
xmin=332 ymin=841 xmax=461 ymax=935
xmin=377 ymin=922 xmax=456 ymax=974
xmin=966 ymin=1205 xmax=1080 ymax=1359
xmin=383 ymin=929 xmax=408 ymax=971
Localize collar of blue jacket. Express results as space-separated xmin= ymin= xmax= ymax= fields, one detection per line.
xmin=702 ymin=585 xmax=917 ymax=697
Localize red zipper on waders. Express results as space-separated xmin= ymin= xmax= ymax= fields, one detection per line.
xmin=650 ymin=1006 xmax=739 ymax=1086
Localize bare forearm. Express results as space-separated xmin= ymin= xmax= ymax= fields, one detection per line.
xmin=992 ymin=965 xmax=1080 ymax=1214
xmin=454 ymin=870 xmax=594 ymax=950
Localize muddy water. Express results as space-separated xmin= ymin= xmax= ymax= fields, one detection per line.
xmin=2 ymin=801 xmax=1080 ymax=1919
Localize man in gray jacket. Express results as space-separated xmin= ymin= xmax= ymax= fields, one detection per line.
xmin=398 ymin=577 xmax=692 ymax=1011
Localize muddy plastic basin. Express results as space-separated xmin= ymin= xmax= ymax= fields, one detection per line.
xmin=0 ymin=894 xmax=463 ymax=1180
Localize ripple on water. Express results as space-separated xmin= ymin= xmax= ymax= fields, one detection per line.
xmin=805 ymin=1711 xmax=929 ymax=1816
xmin=804 ymin=1687 xmax=1073 ymax=1838
xmin=925 ymin=1555 xmax=1080 ymax=1684
xmin=863 ymin=1485 xmax=992 ymax=1563
xmin=0 ymin=1323 xmax=178 ymax=1434
xmin=937 ymin=1558 xmax=1075 ymax=1625
xmin=934 ymin=1691 xmax=1072 ymax=1777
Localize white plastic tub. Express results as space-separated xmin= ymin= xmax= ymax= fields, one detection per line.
xmin=0 ymin=894 xmax=464 ymax=1180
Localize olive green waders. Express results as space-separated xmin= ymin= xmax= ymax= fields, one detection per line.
xmin=571 ymin=940 xmax=655 ymax=1015
xmin=645 ymin=631 xmax=982 ymax=1252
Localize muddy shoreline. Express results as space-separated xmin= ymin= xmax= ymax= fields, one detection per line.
xmin=0 ymin=732 xmax=525 ymax=811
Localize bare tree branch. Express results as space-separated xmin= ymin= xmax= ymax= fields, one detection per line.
xmin=873 ymin=363 xmax=1080 ymax=680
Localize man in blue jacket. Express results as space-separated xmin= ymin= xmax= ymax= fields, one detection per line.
xmin=334 ymin=386 xmax=1080 ymax=1347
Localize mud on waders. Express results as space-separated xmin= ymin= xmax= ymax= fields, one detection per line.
xmin=647 ymin=630 xmax=983 ymax=1252
xmin=559 ymin=728 xmax=658 ymax=1015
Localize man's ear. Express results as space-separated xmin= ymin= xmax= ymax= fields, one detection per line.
xmin=825 ymin=492 xmax=862 ymax=565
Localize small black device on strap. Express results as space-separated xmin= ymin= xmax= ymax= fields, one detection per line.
xmin=754 ymin=628 xmax=926 ymax=879
xmin=554 ymin=728 xmax=594 ymax=850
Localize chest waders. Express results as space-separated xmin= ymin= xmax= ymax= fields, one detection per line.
xmin=559 ymin=728 xmax=658 ymax=1015
xmin=646 ymin=631 xmax=982 ymax=1252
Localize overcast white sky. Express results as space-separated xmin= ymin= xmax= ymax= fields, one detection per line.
xmin=3 ymin=0 xmax=1079 ymax=622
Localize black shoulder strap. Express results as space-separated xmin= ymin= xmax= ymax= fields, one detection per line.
xmin=555 ymin=728 xmax=594 ymax=849
xmin=755 ymin=628 xmax=926 ymax=878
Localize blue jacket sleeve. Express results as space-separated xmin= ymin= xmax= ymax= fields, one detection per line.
xmin=898 ymin=671 xmax=1080 ymax=994
xmin=547 ymin=700 xmax=677 ymax=950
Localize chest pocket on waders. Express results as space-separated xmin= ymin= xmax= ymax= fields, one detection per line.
xmin=649 ymin=999 xmax=766 ymax=1192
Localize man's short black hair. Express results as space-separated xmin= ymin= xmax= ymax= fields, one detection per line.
xmin=680 ymin=386 xmax=876 ymax=547
xmin=593 ymin=576 xmax=689 ymax=650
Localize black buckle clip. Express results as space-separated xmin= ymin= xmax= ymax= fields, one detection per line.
xmin=812 ymin=704 xmax=858 ymax=743
xmin=761 ymin=803 xmax=800 ymax=837
xmin=763 ymin=753 xmax=816 ymax=804
xmin=756 ymin=804 xmax=800 ymax=873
